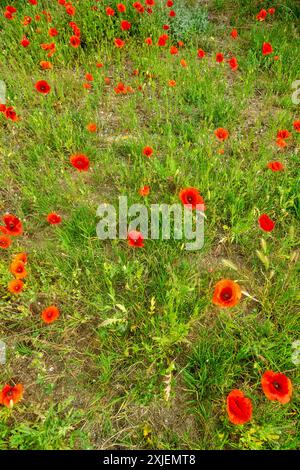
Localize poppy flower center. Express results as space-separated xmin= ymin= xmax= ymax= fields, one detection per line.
xmin=187 ymin=195 xmax=194 ymax=203
xmin=273 ymin=381 xmax=281 ymax=390
xmin=17 ymin=267 xmax=22 ymax=273
xmin=47 ymin=312 xmax=53 ymax=318
xmin=8 ymin=222 xmax=15 ymax=229
xmin=221 ymin=287 xmax=232 ymax=301
xmin=6 ymin=390 xmax=13 ymax=398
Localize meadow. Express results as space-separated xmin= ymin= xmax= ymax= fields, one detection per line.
xmin=0 ymin=0 xmax=299 ymax=450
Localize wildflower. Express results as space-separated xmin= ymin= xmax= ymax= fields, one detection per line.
xmin=212 ymin=279 xmax=242 ymax=308
xmin=216 ymin=53 xmax=224 ymax=63
xmin=35 ymin=80 xmax=51 ymax=94
xmin=8 ymin=279 xmax=24 ymax=294
xmin=214 ymin=128 xmax=229 ymax=141
xmin=256 ymin=9 xmax=267 ymax=21
xmin=87 ymin=123 xmax=97 ymax=132
xmin=277 ymin=130 xmax=291 ymax=139
xmin=262 ymin=42 xmax=273 ymax=55
xmin=40 ymin=61 xmax=52 ymax=69
xmin=127 ymin=230 xmax=144 ymax=248
xmin=0 ymin=384 xmax=23 ymax=408
xmin=261 ymin=371 xmax=292 ymax=404
xmin=230 ymin=29 xmax=238 ymax=39
xmin=114 ymin=38 xmax=125 ymax=48
xmin=143 ymin=146 xmax=154 ymax=157
xmin=179 ymin=188 xmax=205 ymax=210
xmin=20 ymin=37 xmax=30 ymax=47
xmin=117 ymin=4 xmax=126 ymax=13
xmin=293 ymin=120 xmax=300 ymax=132
xmin=139 ymin=185 xmax=150 ymax=196
xmin=0 ymin=214 xmax=23 ymax=236
xmin=258 ymin=214 xmax=275 ymax=232
xmin=267 ymin=161 xmax=284 ymax=172
xmin=70 ymin=35 xmax=80 ymax=48
xmin=41 ymin=306 xmax=60 ymax=324
xmin=10 ymin=260 xmax=27 ymax=279
xmin=229 ymin=57 xmax=239 ymax=71
xmin=47 ymin=213 xmax=62 ymax=225
xmin=226 ymin=390 xmax=252 ymax=425
xmin=0 ymin=235 xmax=11 ymax=249
xmin=70 ymin=154 xmax=90 ymax=172
xmin=121 ymin=20 xmax=131 ymax=31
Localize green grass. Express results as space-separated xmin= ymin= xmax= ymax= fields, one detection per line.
xmin=0 ymin=0 xmax=299 ymax=450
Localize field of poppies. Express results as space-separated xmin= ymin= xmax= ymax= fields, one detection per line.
xmin=0 ymin=0 xmax=299 ymax=451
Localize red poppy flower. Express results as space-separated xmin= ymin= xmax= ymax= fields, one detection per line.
xmin=293 ymin=120 xmax=300 ymax=132
xmin=158 ymin=34 xmax=168 ymax=46
xmin=121 ymin=20 xmax=131 ymax=31
xmin=5 ymin=106 xmax=18 ymax=121
xmin=262 ymin=42 xmax=273 ymax=55
xmin=170 ymin=46 xmax=178 ymax=55
xmin=106 ymin=7 xmax=115 ymax=16
xmin=70 ymin=35 xmax=80 ymax=48
xmin=41 ymin=305 xmax=60 ymax=324
xmin=197 ymin=48 xmax=205 ymax=58
xmin=23 ymin=16 xmax=32 ymax=26
xmin=276 ymin=138 xmax=287 ymax=148
xmin=180 ymin=59 xmax=188 ymax=68
xmin=216 ymin=53 xmax=224 ymax=63
xmin=0 ymin=384 xmax=23 ymax=408
xmin=87 ymin=122 xmax=97 ymax=132
xmin=261 ymin=371 xmax=292 ymax=404
xmin=1 ymin=214 xmax=23 ymax=236
xmin=65 ymin=4 xmax=75 ymax=16
xmin=47 ymin=213 xmax=62 ymax=225
xmin=20 ymin=36 xmax=30 ymax=47
xmin=169 ymin=10 xmax=176 ymax=17
xmin=139 ymin=185 xmax=150 ymax=196
xmin=49 ymin=28 xmax=58 ymax=37
xmin=35 ymin=80 xmax=51 ymax=94
xmin=143 ymin=146 xmax=154 ymax=157
xmin=256 ymin=9 xmax=267 ymax=21
xmin=214 ymin=128 xmax=229 ymax=141
xmin=8 ymin=279 xmax=24 ymax=294
xmin=166 ymin=0 xmax=174 ymax=6
xmin=85 ymin=73 xmax=94 ymax=82
xmin=145 ymin=37 xmax=153 ymax=45
xmin=277 ymin=129 xmax=291 ymax=139
xmin=268 ymin=8 xmax=275 ymax=15
xmin=0 ymin=235 xmax=12 ymax=249
xmin=114 ymin=38 xmax=125 ymax=48
xmin=258 ymin=214 xmax=275 ymax=232
xmin=70 ymin=153 xmax=90 ymax=172
xmin=127 ymin=230 xmax=144 ymax=248
xmin=226 ymin=390 xmax=252 ymax=425
xmin=10 ymin=260 xmax=27 ymax=279
xmin=40 ymin=61 xmax=52 ymax=69
xmin=179 ymin=188 xmax=205 ymax=210
xmin=267 ymin=161 xmax=284 ymax=172
xmin=117 ymin=3 xmax=126 ymax=13
xmin=212 ymin=279 xmax=242 ymax=308
xmin=229 ymin=57 xmax=238 ymax=71
xmin=168 ymin=79 xmax=176 ymax=87
xmin=230 ymin=29 xmax=238 ymax=39
xmin=14 ymin=252 xmax=28 ymax=264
